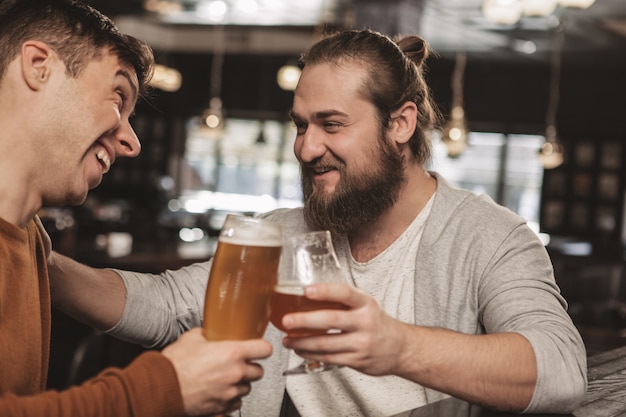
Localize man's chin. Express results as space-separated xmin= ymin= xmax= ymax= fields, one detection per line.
xmin=68 ymin=191 xmax=89 ymax=206
xmin=309 ymin=183 xmax=336 ymax=199
xmin=88 ymin=176 xmax=103 ymax=190
xmin=319 ymin=179 xmax=338 ymax=194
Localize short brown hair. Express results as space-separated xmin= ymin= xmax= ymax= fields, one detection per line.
xmin=0 ymin=0 xmax=154 ymax=96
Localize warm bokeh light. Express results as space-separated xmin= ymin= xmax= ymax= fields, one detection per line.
xmin=522 ymin=0 xmax=558 ymax=17
xmin=538 ymin=141 xmax=564 ymax=169
xmin=559 ymin=0 xmax=595 ymax=8
xmin=442 ymin=107 xmax=468 ymax=158
xmin=482 ymin=0 xmax=523 ymax=25
xmin=150 ymin=64 xmax=183 ymax=92
xmin=276 ymin=65 xmax=301 ymax=91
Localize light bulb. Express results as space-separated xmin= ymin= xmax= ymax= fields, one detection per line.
xmin=199 ymin=97 xmax=225 ymax=135
xmin=276 ymin=65 xmax=301 ymax=91
xmin=522 ymin=0 xmax=558 ymax=16
xmin=150 ymin=64 xmax=182 ymax=92
xmin=482 ymin=0 xmax=523 ymax=25
xmin=559 ymin=0 xmax=595 ymax=8
xmin=204 ymin=113 xmax=221 ymax=129
xmin=196 ymin=0 xmax=229 ymax=22
xmin=442 ymin=107 xmax=468 ymax=158
xmin=538 ymin=141 xmax=564 ymax=169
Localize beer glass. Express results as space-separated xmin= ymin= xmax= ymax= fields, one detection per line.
xmin=270 ymin=230 xmax=349 ymax=375
xmin=202 ymin=214 xmax=283 ymax=341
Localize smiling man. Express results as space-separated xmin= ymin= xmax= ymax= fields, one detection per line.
xmin=0 ymin=1 xmax=271 ymax=416
xmin=48 ymin=29 xmax=587 ymax=416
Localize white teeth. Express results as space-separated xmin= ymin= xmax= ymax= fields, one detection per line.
xmin=96 ymin=149 xmax=111 ymax=173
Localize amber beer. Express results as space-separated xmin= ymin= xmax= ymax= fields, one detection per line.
xmin=270 ymin=285 xmax=349 ymax=337
xmin=202 ymin=215 xmax=282 ymax=341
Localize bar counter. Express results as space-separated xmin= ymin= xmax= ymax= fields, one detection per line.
xmin=393 ymin=345 xmax=626 ymax=416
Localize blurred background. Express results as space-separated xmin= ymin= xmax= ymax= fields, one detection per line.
xmin=44 ymin=0 xmax=626 ymax=388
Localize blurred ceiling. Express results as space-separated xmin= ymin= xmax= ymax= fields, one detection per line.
xmin=91 ymin=0 xmax=626 ymax=66
xmin=419 ymin=0 xmax=626 ymax=64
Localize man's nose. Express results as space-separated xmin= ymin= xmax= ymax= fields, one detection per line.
xmin=113 ymin=120 xmax=141 ymax=158
xmin=296 ymin=127 xmax=326 ymax=163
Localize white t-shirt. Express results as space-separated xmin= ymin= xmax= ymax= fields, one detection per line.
xmin=286 ymin=195 xmax=435 ymax=417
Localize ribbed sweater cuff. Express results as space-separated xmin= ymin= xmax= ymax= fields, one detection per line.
xmin=113 ymin=350 xmax=185 ymax=417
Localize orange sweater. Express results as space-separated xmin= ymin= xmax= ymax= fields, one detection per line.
xmin=0 ymin=217 xmax=185 ymax=417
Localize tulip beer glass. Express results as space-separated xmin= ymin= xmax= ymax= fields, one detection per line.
xmin=202 ymin=214 xmax=283 ymax=341
xmin=270 ymin=230 xmax=349 ymax=375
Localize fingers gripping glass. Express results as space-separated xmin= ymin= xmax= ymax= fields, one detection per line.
xmin=270 ymin=230 xmax=349 ymax=375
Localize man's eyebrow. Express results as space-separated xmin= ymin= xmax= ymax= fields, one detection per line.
xmin=289 ymin=109 xmax=348 ymax=121
xmin=117 ymin=69 xmax=138 ymax=101
xmin=315 ymin=110 xmax=348 ymax=119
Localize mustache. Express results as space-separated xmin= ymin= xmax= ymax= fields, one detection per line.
xmin=300 ymin=156 xmax=343 ymax=171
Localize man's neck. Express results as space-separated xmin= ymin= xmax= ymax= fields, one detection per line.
xmin=349 ymin=167 xmax=436 ymax=263
xmin=0 ymin=155 xmax=41 ymax=228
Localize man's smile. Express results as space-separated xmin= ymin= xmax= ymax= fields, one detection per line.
xmin=95 ymin=148 xmax=111 ymax=173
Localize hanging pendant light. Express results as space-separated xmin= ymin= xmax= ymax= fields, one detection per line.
xmin=199 ymin=24 xmax=226 ymax=137
xmin=538 ymin=125 xmax=564 ymax=169
xmin=255 ymin=120 xmax=267 ymax=145
xmin=442 ymin=50 xmax=469 ymax=158
xmin=559 ymin=0 xmax=595 ymax=9
xmin=482 ymin=0 xmax=523 ymax=25
xmin=522 ymin=0 xmax=558 ymax=17
xmin=538 ymin=20 xmax=565 ymax=169
xmin=201 ymin=97 xmax=224 ymax=130
xmin=442 ymin=106 xmax=468 ymax=158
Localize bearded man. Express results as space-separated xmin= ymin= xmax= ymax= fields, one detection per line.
xmin=48 ymin=29 xmax=586 ymax=417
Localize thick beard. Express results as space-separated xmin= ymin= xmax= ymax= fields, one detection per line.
xmin=301 ymin=133 xmax=406 ymax=237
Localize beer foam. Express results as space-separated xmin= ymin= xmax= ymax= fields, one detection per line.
xmin=275 ymin=284 xmax=305 ymax=295
xmin=219 ymin=235 xmax=282 ymax=247
xmin=219 ymin=216 xmax=283 ymax=247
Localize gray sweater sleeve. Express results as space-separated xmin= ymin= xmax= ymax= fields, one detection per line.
xmin=106 ymin=261 xmax=212 ymax=348
xmin=419 ymin=176 xmax=587 ymax=413
xmin=478 ymin=224 xmax=587 ymax=413
xmin=105 ymin=209 xmax=303 ymax=349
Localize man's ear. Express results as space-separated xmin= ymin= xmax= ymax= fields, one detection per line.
xmin=390 ymin=101 xmax=418 ymax=145
xmin=21 ymin=40 xmax=55 ymax=91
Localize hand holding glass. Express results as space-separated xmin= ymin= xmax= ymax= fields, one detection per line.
xmin=202 ymin=214 xmax=283 ymax=341
xmin=270 ymin=230 xmax=349 ymax=375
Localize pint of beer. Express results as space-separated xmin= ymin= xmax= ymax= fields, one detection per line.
xmin=269 ymin=230 xmax=349 ymax=375
xmin=202 ymin=214 xmax=283 ymax=341
xmin=270 ymin=230 xmax=349 ymax=337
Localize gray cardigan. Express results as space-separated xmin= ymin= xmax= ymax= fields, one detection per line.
xmin=110 ymin=173 xmax=587 ymax=415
